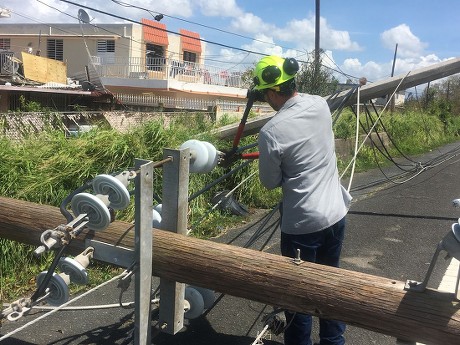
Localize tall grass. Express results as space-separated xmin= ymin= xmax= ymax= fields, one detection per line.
xmin=1 ymin=107 xmax=459 ymax=302
xmin=333 ymin=107 xmax=460 ymax=173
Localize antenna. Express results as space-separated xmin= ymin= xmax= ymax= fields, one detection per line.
xmin=0 ymin=8 xmax=11 ymax=18
xmin=78 ymin=8 xmax=90 ymax=24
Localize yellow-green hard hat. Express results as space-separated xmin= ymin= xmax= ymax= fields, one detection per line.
xmin=253 ymin=55 xmax=299 ymax=90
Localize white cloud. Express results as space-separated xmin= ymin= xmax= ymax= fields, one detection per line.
xmin=338 ymin=25 xmax=439 ymax=83
xmin=274 ymin=18 xmax=315 ymax=45
xmin=230 ymin=13 xmax=273 ymax=34
xmin=339 ymin=53 xmax=452 ymax=84
xmin=2 ymin=0 xmax=195 ymax=23
xmin=197 ymin=0 xmax=243 ymax=17
xmin=232 ymin=14 xmax=360 ymax=55
xmin=321 ymin=18 xmax=361 ymax=52
xmin=341 ymin=58 xmax=386 ymax=82
xmin=381 ymin=24 xmax=428 ymax=58
xmin=241 ymin=34 xmax=283 ymax=57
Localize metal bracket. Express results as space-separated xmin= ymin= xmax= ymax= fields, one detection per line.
xmin=405 ymin=225 xmax=460 ymax=300
xmin=85 ymin=239 xmax=134 ymax=268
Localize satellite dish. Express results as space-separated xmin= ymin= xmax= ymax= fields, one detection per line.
xmin=78 ymin=9 xmax=90 ymax=24
xmin=0 ymin=8 xmax=11 ymax=18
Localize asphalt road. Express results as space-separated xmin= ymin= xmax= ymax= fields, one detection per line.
xmin=1 ymin=141 xmax=460 ymax=345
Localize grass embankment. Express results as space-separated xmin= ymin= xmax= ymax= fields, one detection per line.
xmin=1 ymin=107 xmax=459 ymax=303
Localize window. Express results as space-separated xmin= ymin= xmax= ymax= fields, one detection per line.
xmin=47 ymin=39 xmax=63 ymax=61
xmin=97 ymin=40 xmax=115 ymax=64
xmin=97 ymin=40 xmax=115 ymax=53
xmin=146 ymin=43 xmax=165 ymax=71
xmin=183 ymin=51 xmax=197 ymax=63
xmin=0 ymin=38 xmax=11 ymax=50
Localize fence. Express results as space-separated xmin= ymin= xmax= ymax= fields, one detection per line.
xmin=0 ymin=51 xmax=18 ymax=76
xmin=90 ymin=56 xmax=247 ymax=88
xmin=114 ymin=93 xmax=272 ymax=113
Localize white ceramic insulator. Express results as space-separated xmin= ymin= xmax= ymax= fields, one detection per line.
xmin=152 ymin=209 xmax=162 ymax=228
xmin=92 ymin=174 xmax=131 ymax=210
xmin=36 ymin=271 xmax=70 ymax=306
xmin=201 ymin=141 xmax=219 ymax=173
xmin=71 ymin=192 xmax=112 ymax=231
xmin=184 ymin=286 xmax=205 ymax=319
xmin=180 ymin=139 xmax=210 ymax=173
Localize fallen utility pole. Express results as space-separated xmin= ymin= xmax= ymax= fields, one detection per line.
xmin=328 ymin=56 xmax=460 ymax=110
xmin=216 ymin=57 xmax=460 ymax=141
xmin=0 ymin=196 xmax=459 ymax=344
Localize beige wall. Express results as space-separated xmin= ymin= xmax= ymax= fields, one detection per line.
xmin=0 ymin=23 xmax=139 ymax=76
xmin=167 ymin=35 xmax=205 ymax=63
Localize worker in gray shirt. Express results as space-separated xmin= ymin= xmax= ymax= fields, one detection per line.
xmin=253 ymin=55 xmax=351 ymax=345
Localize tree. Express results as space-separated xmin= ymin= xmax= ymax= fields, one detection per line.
xmin=430 ymin=75 xmax=460 ymax=116
xmin=295 ymin=50 xmax=339 ymax=96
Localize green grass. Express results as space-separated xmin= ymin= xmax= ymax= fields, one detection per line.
xmin=0 ymin=107 xmax=459 ymax=303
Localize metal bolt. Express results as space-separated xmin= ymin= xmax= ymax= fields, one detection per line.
xmin=293 ymin=249 xmax=303 ymax=265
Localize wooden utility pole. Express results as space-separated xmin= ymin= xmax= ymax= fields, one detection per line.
xmin=314 ymin=0 xmax=321 ymax=92
xmin=315 ymin=0 xmax=320 ymax=66
xmin=215 ymin=57 xmax=460 ymax=141
xmin=389 ymin=43 xmax=398 ymax=113
xmin=0 ymin=196 xmax=459 ymax=345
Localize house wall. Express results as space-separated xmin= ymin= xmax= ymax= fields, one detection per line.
xmin=0 ymin=23 xmax=139 ymax=76
xmin=1 ymin=23 xmax=205 ymax=76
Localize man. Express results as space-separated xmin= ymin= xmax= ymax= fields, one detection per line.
xmin=254 ymin=55 xmax=351 ymax=345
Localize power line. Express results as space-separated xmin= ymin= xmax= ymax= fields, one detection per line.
xmin=9 ymin=0 xmax=360 ymax=81
xmin=109 ymin=0 xmax=306 ymax=56
xmin=27 ymin=1 xmax=249 ymax=69
xmin=57 ymin=0 xmax=271 ymax=58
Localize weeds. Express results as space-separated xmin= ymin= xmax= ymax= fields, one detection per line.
xmin=0 ymin=106 xmax=459 ymax=302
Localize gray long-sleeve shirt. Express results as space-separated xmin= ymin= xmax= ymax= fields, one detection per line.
xmin=258 ymin=93 xmax=351 ymax=235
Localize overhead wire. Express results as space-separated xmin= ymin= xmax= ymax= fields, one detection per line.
xmin=8 ymin=0 xmax=460 ymax=338
xmin=340 ymin=71 xmax=411 ymax=180
xmin=19 ymin=0 xmax=363 ymax=82
xmin=0 ymin=270 xmax=128 ymax=342
xmin=346 ymin=83 xmax=362 ymax=192
xmin=56 ymin=0 xmax=275 ymax=59
xmin=109 ymin=0 xmax=306 ymax=56
xmin=49 ymin=0 xmax=350 ymax=75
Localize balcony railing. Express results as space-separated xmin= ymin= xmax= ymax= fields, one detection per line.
xmin=90 ymin=56 xmax=246 ymax=88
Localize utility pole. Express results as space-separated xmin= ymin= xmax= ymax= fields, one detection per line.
xmin=314 ymin=0 xmax=320 ymax=91
xmin=390 ymin=43 xmax=398 ymax=112
xmin=315 ymin=0 xmax=320 ymax=65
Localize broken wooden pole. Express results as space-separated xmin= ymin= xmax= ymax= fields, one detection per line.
xmin=1 ymin=196 xmax=459 ymax=344
xmin=216 ymin=57 xmax=460 ymax=141
xmin=330 ymin=57 xmax=460 ymax=110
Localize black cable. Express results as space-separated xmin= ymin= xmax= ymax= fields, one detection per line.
xmin=57 ymin=0 xmax=270 ymax=58
xmin=109 ymin=0 xmax=306 ymax=56
xmin=361 ymin=103 xmax=416 ymax=172
xmin=59 ymin=180 xmax=93 ymax=222
xmin=368 ymin=101 xmax=419 ymax=164
xmin=30 ymin=245 xmax=68 ymax=302
xmin=188 ymin=160 xmax=252 ymax=202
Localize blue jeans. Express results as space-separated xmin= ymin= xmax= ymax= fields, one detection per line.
xmin=280 ymin=217 xmax=346 ymax=345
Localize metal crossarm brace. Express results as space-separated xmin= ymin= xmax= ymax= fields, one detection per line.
xmin=134 ymin=159 xmax=154 ymax=345
xmin=158 ymin=148 xmax=189 ymax=334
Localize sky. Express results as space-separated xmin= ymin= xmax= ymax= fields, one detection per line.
xmin=0 ymin=0 xmax=459 ymax=84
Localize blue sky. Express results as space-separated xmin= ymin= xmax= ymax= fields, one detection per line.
xmin=1 ymin=0 xmax=459 ymax=83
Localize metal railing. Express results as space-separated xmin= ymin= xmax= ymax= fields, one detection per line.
xmin=115 ymin=93 xmax=273 ymax=114
xmin=90 ymin=56 xmax=247 ymax=88
xmin=0 ymin=51 xmax=18 ymax=75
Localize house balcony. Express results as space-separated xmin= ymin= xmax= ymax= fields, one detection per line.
xmin=89 ymin=56 xmax=248 ymax=99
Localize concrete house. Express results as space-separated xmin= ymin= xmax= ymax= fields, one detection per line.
xmin=0 ymin=19 xmax=252 ymax=112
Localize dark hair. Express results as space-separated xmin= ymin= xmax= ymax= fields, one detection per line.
xmin=277 ymin=78 xmax=297 ymax=96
